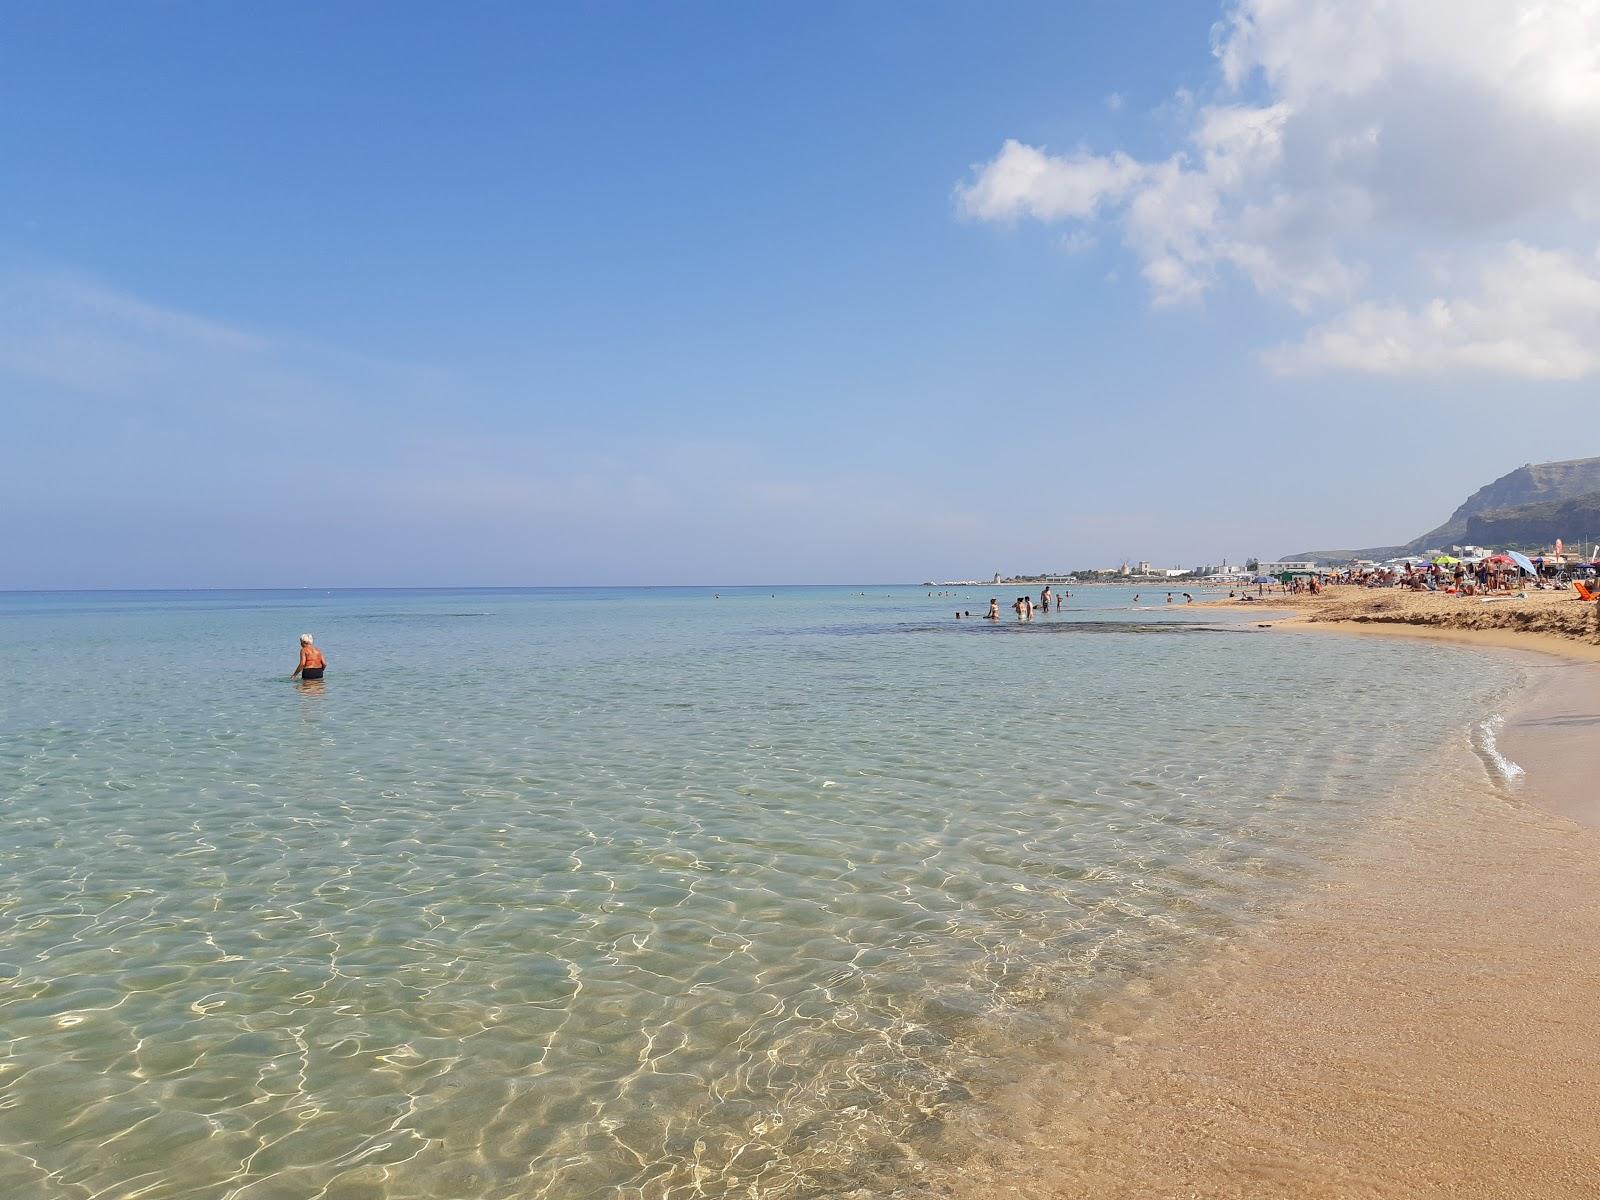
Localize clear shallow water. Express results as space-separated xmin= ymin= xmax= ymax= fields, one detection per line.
xmin=0 ymin=587 xmax=1523 ymax=1198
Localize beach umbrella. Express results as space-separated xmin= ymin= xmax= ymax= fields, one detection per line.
xmin=1506 ymin=550 xmax=1538 ymax=575
xmin=1252 ymin=575 xmax=1274 ymax=583
xmin=1431 ymin=554 xmax=1460 ymax=565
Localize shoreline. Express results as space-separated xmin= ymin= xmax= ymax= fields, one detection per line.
xmin=1299 ymin=615 xmax=1600 ymax=663
xmin=1244 ymin=589 xmax=1600 ymax=828
xmin=940 ymin=621 xmax=1600 ymax=1197
xmin=1291 ymin=620 xmax=1600 ymax=828
xmin=1204 ymin=583 xmax=1600 ymax=656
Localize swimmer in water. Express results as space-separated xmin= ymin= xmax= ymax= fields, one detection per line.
xmin=987 ymin=599 xmax=1000 ymax=620
xmin=291 ymin=633 xmax=326 ymax=681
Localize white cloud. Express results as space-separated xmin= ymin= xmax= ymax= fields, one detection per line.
xmin=956 ymin=139 xmax=1146 ymax=223
xmin=1104 ymin=91 xmax=1125 ymax=112
xmin=1215 ymin=0 xmax=1600 ymax=228
xmin=957 ymin=0 xmax=1600 ymax=376
xmin=957 ymin=99 xmax=1342 ymax=308
xmin=1265 ymin=242 xmax=1600 ymax=379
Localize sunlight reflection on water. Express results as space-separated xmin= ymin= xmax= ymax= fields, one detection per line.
xmin=0 ymin=587 xmax=1520 ymax=1198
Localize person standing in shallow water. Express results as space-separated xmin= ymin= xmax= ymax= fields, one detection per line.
xmin=292 ymin=633 xmax=326 ymax=680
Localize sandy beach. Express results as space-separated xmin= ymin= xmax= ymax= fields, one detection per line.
xmin=938 ymin=606 xmax=1600 ymax=1198
xmin=1210 ymin=584 xmax=1600 ymax=660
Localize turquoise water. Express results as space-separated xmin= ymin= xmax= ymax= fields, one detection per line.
xmin=0 ymin=587 xmax=1521 ymax=1198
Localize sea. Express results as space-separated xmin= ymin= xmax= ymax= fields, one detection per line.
xmin=0 ymin=586 xmax=1527 ymax=1199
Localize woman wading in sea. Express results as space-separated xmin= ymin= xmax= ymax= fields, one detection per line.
xmin=291 ymin=633 xmax=326 ymax=681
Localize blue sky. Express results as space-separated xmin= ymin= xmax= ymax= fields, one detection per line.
xmin=5 ymin=1 xmax=1598 ymax=586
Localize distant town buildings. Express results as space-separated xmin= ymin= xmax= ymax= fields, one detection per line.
xmin=940 ymin=535 xmax=1600 ymax=588
xmin=981 ymin=561 xmax=1252 ymax=583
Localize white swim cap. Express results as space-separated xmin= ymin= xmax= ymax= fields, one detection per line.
xmin=299 ymin=633 xmax=314 ymax=644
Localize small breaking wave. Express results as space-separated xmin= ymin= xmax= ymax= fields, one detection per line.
xmin=1475 ymin=713 xmax=1526 ymax=784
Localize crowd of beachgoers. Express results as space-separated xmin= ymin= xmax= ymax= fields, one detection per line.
xmin=1207 ymin=556 xmax=1600 ymax=648
xmin=1275 ymin=554 xmax=1600 ymax=598
xmin=948 ymin=585 xmax=1204 ymax=621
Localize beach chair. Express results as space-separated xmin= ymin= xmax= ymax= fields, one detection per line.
xmin=1573 ymin=581 xmax=1598 ymax=601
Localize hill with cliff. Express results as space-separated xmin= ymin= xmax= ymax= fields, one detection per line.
xmin=1291 ymin=456 xmax=1600 ymax=561
xmin=1461 ymin=492 xmax=1600 ymax=551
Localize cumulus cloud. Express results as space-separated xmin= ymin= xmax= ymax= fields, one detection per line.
xmin=1264 ymin=243 xmax=1600 ymax=379
xmin=957 ymin=0 xmax=1600 ymax=377
xmin=956 ymin=139 xmax=1145 ymax=223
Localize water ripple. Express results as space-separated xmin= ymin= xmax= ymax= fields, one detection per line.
xmin=0 ymin=587 xmax=1521 ymax=1198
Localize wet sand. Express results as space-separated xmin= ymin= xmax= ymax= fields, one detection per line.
xmin=1498 ymin=657 xmax=1600 ymax=828
xmin=939 ymin=630 xmax=1600 ymax=1198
